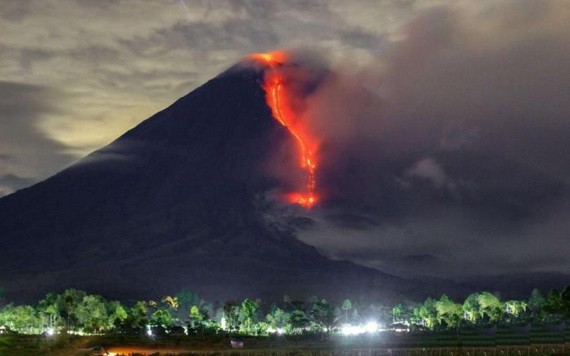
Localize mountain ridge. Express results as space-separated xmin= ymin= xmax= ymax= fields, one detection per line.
xmin=0 ymin=64 xmax=417 ymax=303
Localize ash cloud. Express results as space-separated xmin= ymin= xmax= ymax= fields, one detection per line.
xmin=276 ymin=1 xmax=570 ymax=281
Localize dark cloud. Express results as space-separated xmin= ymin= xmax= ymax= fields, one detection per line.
xmin=0 ymin=2 xmax=34 ymax=21
xmin=19 ymin=48 xmax=56 ymax=71
xmin=0 ymin=174 xmax=36 ymax=196
xmin=121 ymin=19 xmax=280 ymax=56
xmin=94 ymin=67 xmax=201 ymax=92
xmin=0 ymin=81 xmax=74 ymax=196
xmin=74 ymin=0 xmax=120 ymax=9
xmin=339 ymin=29 xmax=385 ymax=50
xmin=67 ymin=45 xmax=120 ymax=64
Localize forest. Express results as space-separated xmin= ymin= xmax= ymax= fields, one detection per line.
xmin=0 ymin=286 xmax=568 ymax=337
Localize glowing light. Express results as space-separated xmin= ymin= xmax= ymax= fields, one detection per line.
xmin=46 ymin=328 xmax=55 ymax=336
xmin=364 ymin=321 xmax=379 ymax=333
xmin=341 ymin=324 xmax=359 ymax=335
xmin=268 ymin=327 xmax=286 ymax=335
xmin=146 ymin=325 xmax=153 ymax=337
xmin=341 ymin=322 xmax=380 ymax=336
xmin=249 ymin=51 xmax=319 ymax=209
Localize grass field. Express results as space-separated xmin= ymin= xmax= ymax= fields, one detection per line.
xmin=1 ymin=328 xmax=569 ymax=356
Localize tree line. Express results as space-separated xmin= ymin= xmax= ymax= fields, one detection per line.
xmin=0 ymin=286 xmax=568 ymax=336
xmin=394 ymin=287 xmax=570 ymax=331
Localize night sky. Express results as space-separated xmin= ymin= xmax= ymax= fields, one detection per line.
xmin=1 ymin=1 xmax=569 ymax=284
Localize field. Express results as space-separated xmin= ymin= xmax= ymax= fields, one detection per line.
xmin=1 ymin=327 xmax=570 ymax=356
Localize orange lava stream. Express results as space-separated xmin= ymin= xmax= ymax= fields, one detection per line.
xmin=250 ymin=51 xmax=318 ymax=209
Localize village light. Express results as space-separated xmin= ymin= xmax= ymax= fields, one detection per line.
xmin=341 ymin=324 xmax=361 ymax=335
xmin=267 ymin=327 xmax=285 ymax=335
xmin=341 ymin=321 xmax=380 ymax=336
xmin=365 ymin=321 xmax=378 ymax=333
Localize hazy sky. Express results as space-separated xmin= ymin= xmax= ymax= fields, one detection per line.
xmin=1 ymin=0 xmax=569 ymax=281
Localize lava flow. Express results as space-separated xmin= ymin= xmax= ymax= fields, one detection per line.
xmin=250 ymin=51 xmax=319 ymax=209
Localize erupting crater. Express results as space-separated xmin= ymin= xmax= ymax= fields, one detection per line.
xmin=249 ymin=51 xmax=319 ymax=209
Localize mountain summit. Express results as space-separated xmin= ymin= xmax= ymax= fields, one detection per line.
xmin=0 ymin=59 xmax=410 ymax=302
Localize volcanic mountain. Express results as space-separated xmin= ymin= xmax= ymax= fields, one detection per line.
xmin=0 ymin=58 xmax=418 ymax=303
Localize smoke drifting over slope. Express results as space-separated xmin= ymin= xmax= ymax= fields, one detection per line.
xmin=265 ymin=2 xmax=570 ymax=283
xmin=247 ymin=50 xmax=327 ymax=208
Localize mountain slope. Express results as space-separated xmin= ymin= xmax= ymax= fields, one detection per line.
xmin=0 ymin=64 xmax=415 ymax=303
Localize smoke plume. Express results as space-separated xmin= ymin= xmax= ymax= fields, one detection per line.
xmin=263 ymin=1 xmax=570 ymax=282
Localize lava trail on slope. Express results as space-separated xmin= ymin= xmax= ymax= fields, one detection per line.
xmin=249 ymin=51 xmax=319 ymax=209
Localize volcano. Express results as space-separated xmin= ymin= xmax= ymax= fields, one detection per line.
xmin=0 ymin=58 xmax=416 ymax=303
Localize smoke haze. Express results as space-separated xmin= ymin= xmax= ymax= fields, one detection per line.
xmin=266 ymin=1 xmax=570 ymax=282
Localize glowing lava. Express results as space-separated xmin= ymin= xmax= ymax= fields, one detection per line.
xmin=250 ymin=51 xmax=319 ymax=209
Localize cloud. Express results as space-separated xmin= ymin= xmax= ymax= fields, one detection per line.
xmin=0 ymin=174 xmax=36 ymax=197
xmin=0 ymin=81 xmax=75 ymax=195
xmin=405 ymin=157 xmax=447 ymax=189
xmin=273 ymin=0 xmax=570 ymax=279
xmin=0 ymin=2 xmax=34 ymax=22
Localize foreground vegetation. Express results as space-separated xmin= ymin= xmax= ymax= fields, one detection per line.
xmin=2 ymin=329 xmax=570 ymax=356
xmin=0 ymin=286 xmax=568 ymax=338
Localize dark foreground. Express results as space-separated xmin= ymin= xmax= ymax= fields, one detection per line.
xmin=2 ymin=329 xmax=570 ymax=356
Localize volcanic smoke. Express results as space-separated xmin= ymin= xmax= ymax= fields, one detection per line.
xmin=249 ymin=51 xmax=319 ymax=209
